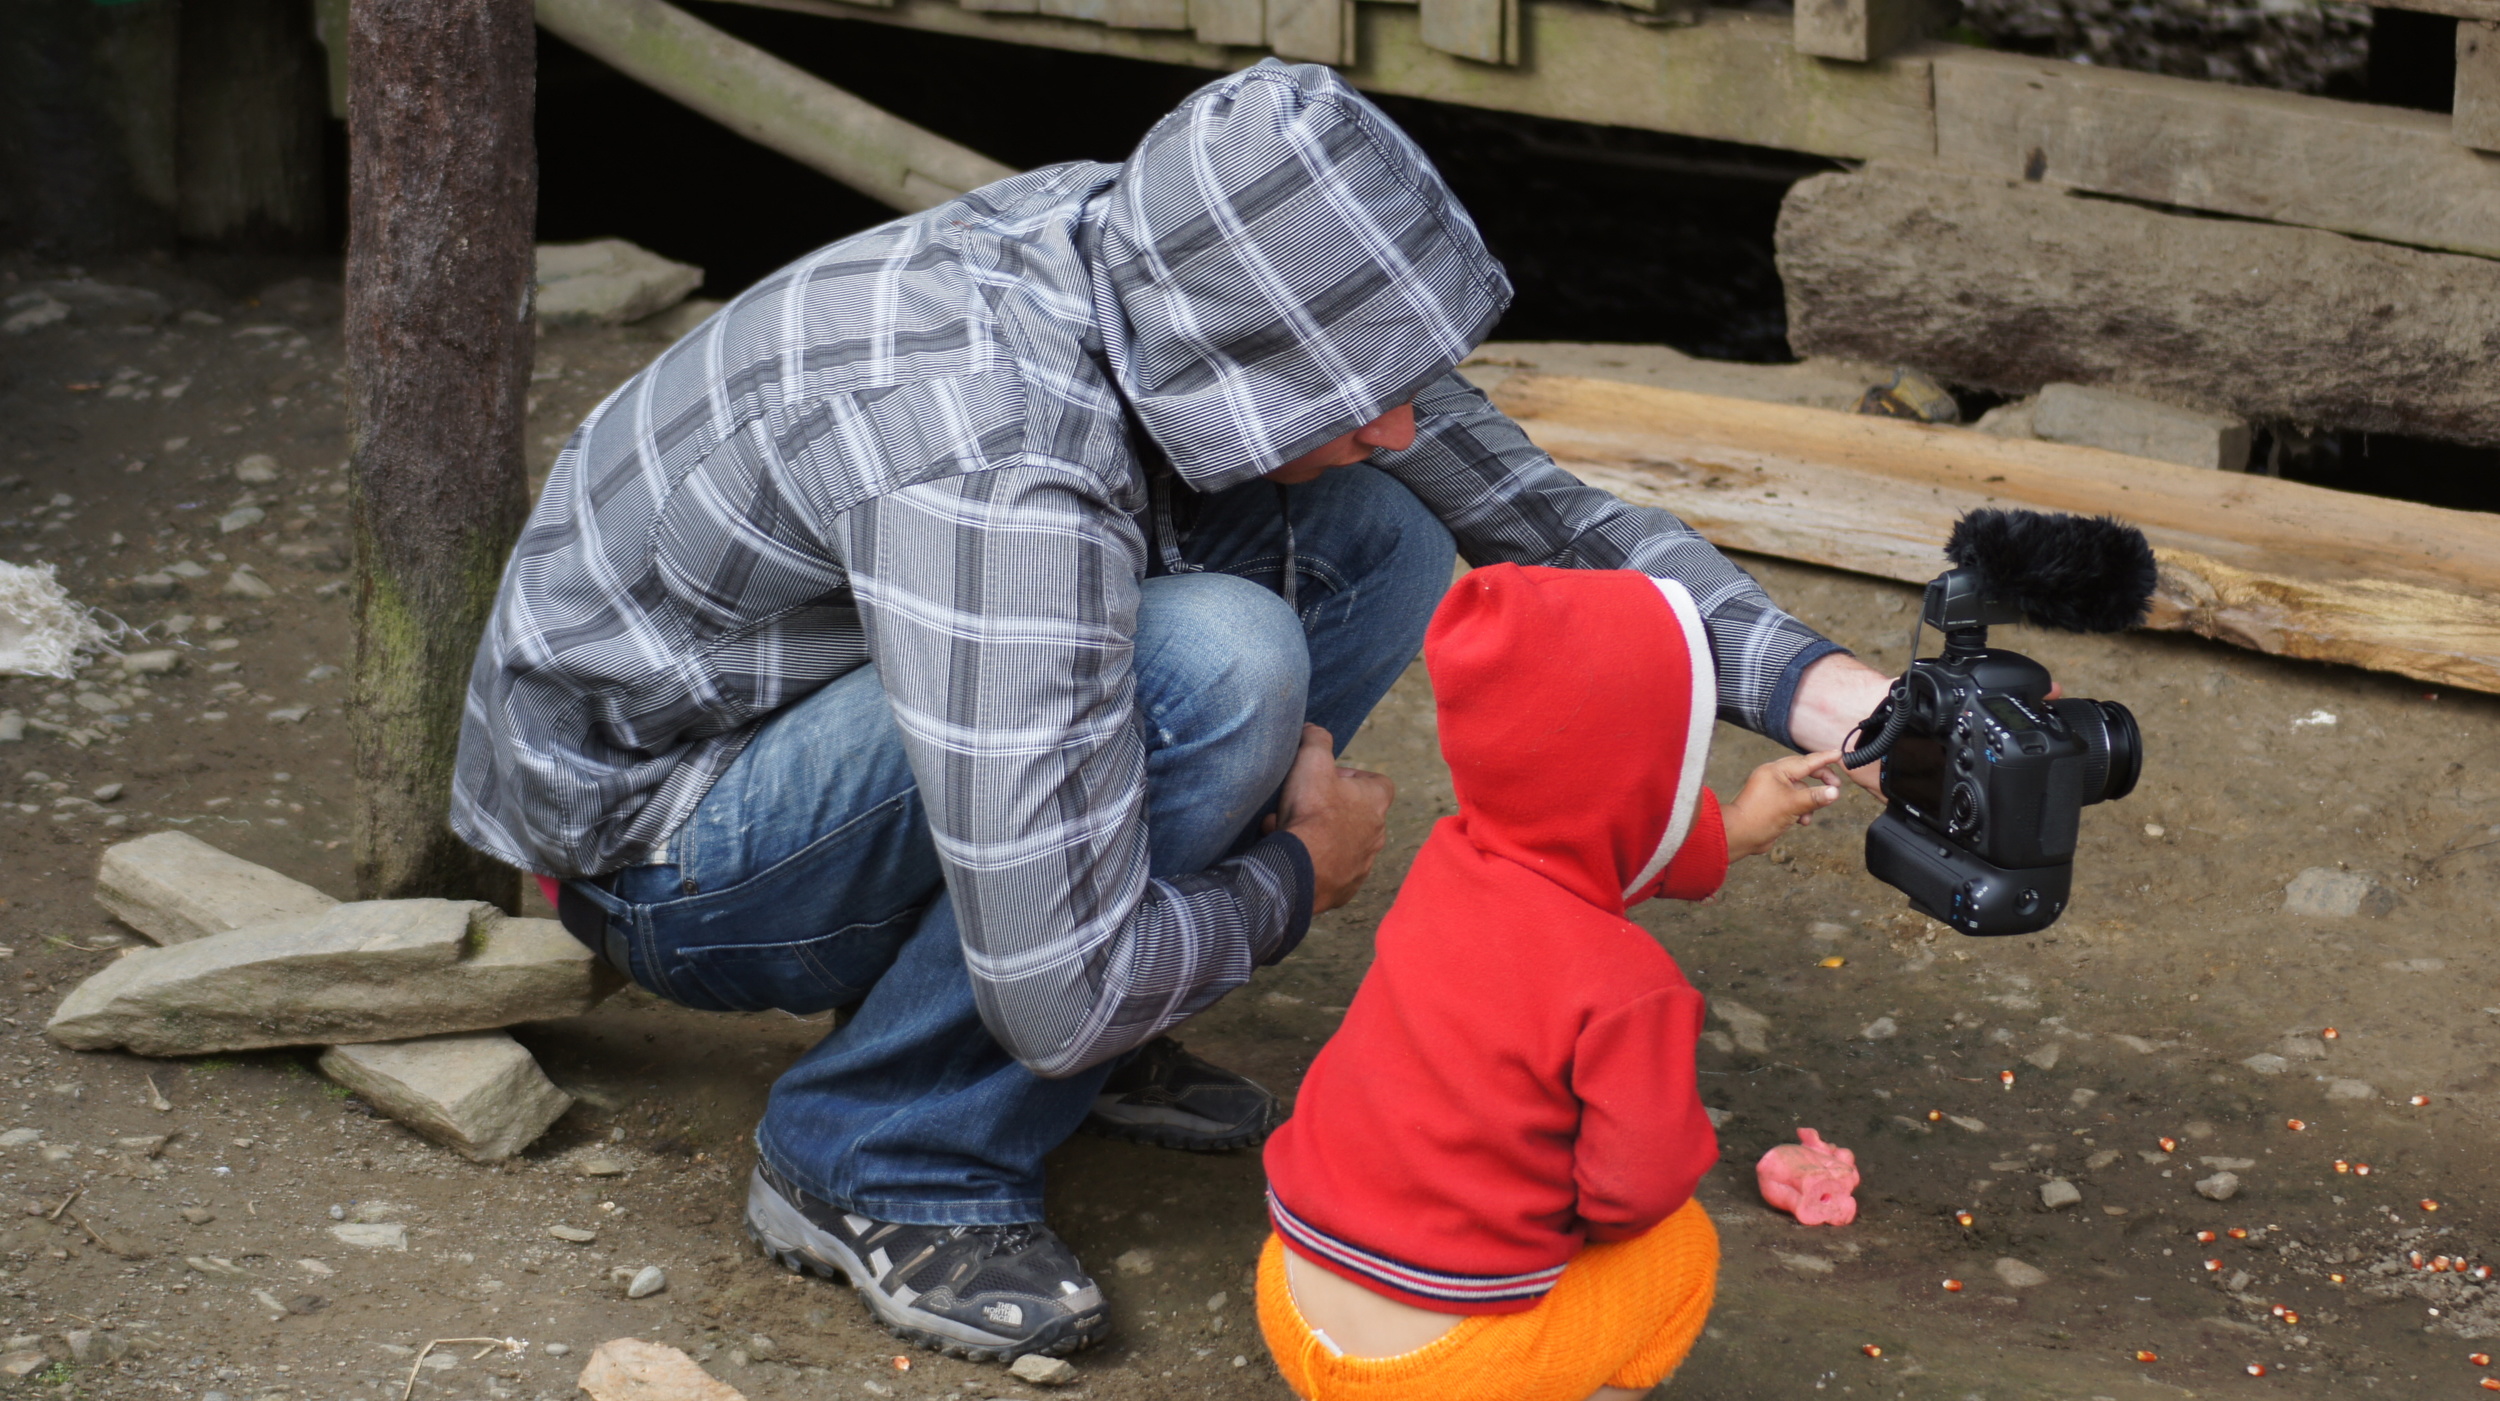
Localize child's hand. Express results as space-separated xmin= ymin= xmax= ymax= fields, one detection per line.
xmin=1724 ymin=750 xmax=1844 ymax=859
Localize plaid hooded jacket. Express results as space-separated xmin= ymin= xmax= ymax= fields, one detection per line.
xmin=452 ymin=64 xmax=1842 ymax=1078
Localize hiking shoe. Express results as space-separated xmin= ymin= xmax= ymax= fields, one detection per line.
xmin=1079 ymin=1036 xmax=1281 ymax=1152
xmin=744 ymin=1163 xmax=1107 ymax=1361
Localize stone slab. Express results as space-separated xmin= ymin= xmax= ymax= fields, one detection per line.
xmin=535 ymin=240 xmax=703 ymax=328
xmin=47 ymin=900 xmax=607 ymax=1055
xmin=1778 ymin=162 xmax=2500 ymax=447
xmin=95 ymin=832 xmax=338 ymax=945
xmin=2031 ymin=383 xmax=2251 ymax=473
xmin=318 ymin=1032 xmax=573 ymax=1161
xmin=577 ymin=1338 xmax=747 ymax=1401
xmin=2282 ymin=867 xmax=2395 ymax=918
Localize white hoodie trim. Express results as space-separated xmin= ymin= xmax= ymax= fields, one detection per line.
xmin=1623 ymin=577 xmax=1717 ymax=901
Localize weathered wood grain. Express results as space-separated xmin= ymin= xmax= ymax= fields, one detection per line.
xmin=1928 ymin=44 xmax=2500 ymax=261
xmin=1269 ymin=0 xmax=1354 ymax=61
xmin=1419 ymin=0 xmax=1516 ymax=65
xmin=1486 ymin=373 xmax=2500 ymax=696
xmin=2460 ymin=21 xmax=2500 ymax=152
xmin=1792 ymin=0 xmax=1919 ymax=61
xmin=1189 ymin=0 xmax=1264 ymax=44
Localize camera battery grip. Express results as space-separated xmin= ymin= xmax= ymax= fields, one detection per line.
xmin=1865 ymin=807 xmax=2071 ymax=936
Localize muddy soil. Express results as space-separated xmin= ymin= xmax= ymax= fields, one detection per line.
xmin=5 ymin=251 xmax=2500 ymax=1401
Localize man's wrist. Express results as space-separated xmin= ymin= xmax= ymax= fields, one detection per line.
xmin=1788 ymin=653 xmax=1895 ymax=754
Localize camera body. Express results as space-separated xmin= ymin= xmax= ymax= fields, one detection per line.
xmin=1848 ymin=515 xmax=2150 ymax=936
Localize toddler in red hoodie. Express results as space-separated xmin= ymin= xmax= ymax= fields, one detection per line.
xmin=1258 ymin=563 xmax=1843 ymax=1401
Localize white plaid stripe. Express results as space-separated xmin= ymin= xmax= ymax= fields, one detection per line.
xmin=453 ymin=65 xmax=1836 ymax=1076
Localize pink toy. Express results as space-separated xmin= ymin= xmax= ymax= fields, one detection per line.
xmin=1756 ymin=1128 xmax=1860 ymax=1226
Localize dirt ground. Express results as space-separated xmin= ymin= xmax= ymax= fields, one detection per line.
xmin=6 ymin=251 xmax=2500 ymax=1401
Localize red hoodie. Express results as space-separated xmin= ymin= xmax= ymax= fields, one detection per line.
xmin=1262 ymin=564 xmax=1726 ymax=1314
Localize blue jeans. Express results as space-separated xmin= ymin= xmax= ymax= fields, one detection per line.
xmin=568 ymin=466 xmax=1455 ymax=1225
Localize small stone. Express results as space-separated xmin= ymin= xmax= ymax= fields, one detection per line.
xmin=1946 ymin=1115 xmax=1988 ymax=1133
xmin=217 ymin=507 xmax=266 ymax=535
xmin=1008 ymin=1353 xmax=1079 ymax=1385
xmin=543 ymin=1342 xmax=571 ymax=1358
xmin=2039 ymin=1179 xmax=2082 ymax=1210
xmin=2283 ymin=867 xmax=2395 ymax=918
xmin=2280 ymin=1036 xmax=2328 ymax=1060
xmin=1776 ymin=1251 xmax=1836 ymax=1274
xmin=1992 ymin=1257 xmax=2049 ymax=1289
xmin=1860 ymin=1016 xmax=1897 ymax=1040
xmin=0 ymin=1129 xmax=37 ymax=1148
xmin=2195 ymin=1171 xmax=2242 ymax=1202
xmin=1711 ymin=998 xmax=1771 ymax=1054
xmin=233 ymin=455 xmax=280 ymax=484
xmin=1206 ymin=1291 xmax=1229 ymax=1312
xmin=91 ymin=783 xmax=123 ymax=802
xmin=165 ymin=560 xmax=209 ymax=580
xmin=579 ymin=1156 xmax=628 ymax=1177
xmin=627 ymin=1264 xmax=667 ymax=1298
xmin=221 ymin=570 xmax=274 ymax=599
xmin=2325 ymin=1079 xmax=2378 ymax=1101
xmin=536 ymin=240 xmax=705 ymax=327
xmin=743 ymin=1336 xmax=776 ymax=1361
xmin=1114 ymin=1248 xmax=1155 ymax=1276
xmin=180 ymin=1206 xmax=214 ymax=1225
xmin=2023 ymin=1043 xmax=2062 ymax=1071
xmin=1806 ymin=920 xmax=1851 ymax=941
xmin=120 ymin=650 xmax=180 ymax=676
xmin=550 ymin=1225 xmax=597 ymax=1242
xmin=0 ymin=1351 xmax=46 ymax=1378
xmin=0 ymin=712 xmax=20 ymax=743
xmin=2030 ymin=382 xmax=2250 ymax=471
xmin=124 ymin=574 xmax=180 ymax=601
xmin=2085 ymin=1150 xmax=2121 ymax=1171
xmin=264 ymin=706 xmax=310 ymax=724
xmin=2241 ymin=1053 xmax=2291 ymax=1075
xmin=328 ymin=1222 xmax=407 ymax=1250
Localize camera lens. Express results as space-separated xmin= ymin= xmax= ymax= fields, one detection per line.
xmin=2056 ymin=698 xmax=2142 ymax=803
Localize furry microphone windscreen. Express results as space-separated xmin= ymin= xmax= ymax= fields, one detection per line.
xmin=1943 ymin=509 xmax=2158 ymax=633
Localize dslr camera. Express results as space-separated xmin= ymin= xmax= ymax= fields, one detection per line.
xmin=1845 ymin=510 xmax=2155 ymax=936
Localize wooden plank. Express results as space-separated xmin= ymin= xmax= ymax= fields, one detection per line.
xmin=2461 ymin=21 xmax=2500 ymax=152
xmin=1928 ymin=44 xmax=2500 ymax=261
xmin=1041 ymin=0 xmax=1192 ymax=28
xmin=1353 ymin=7 xmax=1935 ymax=159
xmin=2379 ymin=0 xmax=2499 ymax=20
xmin=1485 ymin=373 xmax=2500 ymax=695
xmin=1793 ymin=0 xmax=1921 ymax=62
xmin=1419 ymin=0 xmax=1516 ymax=65
xmin=537 ymin=0 xmax=1018 ymax=211
xmin=1269 ymin=0 xmax=1355 ymax=61
xmin=1189 ymin=0 xmax=1264 ymax=45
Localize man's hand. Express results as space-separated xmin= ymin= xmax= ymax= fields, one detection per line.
xmin=1787 ymin=653 xmax=1896 ymax=796
xmin=1272 ymin=724 xmax=1395 ymax=914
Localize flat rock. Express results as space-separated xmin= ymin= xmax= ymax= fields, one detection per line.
xmin=2195 ymin=1171 xmax=2242 ymax=1201
xmin=1710 ymin=998 xmax=1771 ymax=1054
xmin=318 ymin=1033 xmax=573 ymax=1161
xmin=2032 ymin=383 xmax=2251 ymax=472
xmin=2039 ymin=1179 xmax=2082 ymax=1210
xmin=2023 ymin=1043 xmax=2062 ymax=1071
xmin=95 ymin=832 xmax=338 ymax=946
xmin=1008 ymin=1353 xmax=1079 ymax=1385
xmin=48 ymin=900 xmax=611 ymax=1055
xmin=626 ymin=1265 xmax=667 ymax=1299
xmin=2325 ymin=1078 xmax=2378 ymax=1101
xmin=1992 ymin=1257 xmax=2049 ymax=1289
xmin=2241 ymin=1053 xmax=2291 ymax=1075
xmin=2283 ymin=867 xmax=2395 ymax=918
xmin=329 ymin=1222 xmax=405 ymax=1250
xmin=576 ymin=1338 xmax=745 ymax=1401
xmin=536 ymin=241 xmax=704 ymax=328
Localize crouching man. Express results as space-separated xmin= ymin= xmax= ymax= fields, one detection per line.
xmin=451 ymin=62 xmax=1889 ymax=1364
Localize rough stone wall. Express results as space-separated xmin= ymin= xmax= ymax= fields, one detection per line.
xmin=1957 ymin=0 xmax=2370 ymax=95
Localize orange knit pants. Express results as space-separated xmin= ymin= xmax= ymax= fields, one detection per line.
xmin=1256 ymin=1199 xmax=1718 ymax=1401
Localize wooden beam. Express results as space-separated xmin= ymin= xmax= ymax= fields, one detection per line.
xmin=2461 ymin=21 xmax=2500 ymax=152
xmin=1792 ymin=0 xmax=1920 ymax=62
xmin=1486 ymin=373 xmax=2500 ymax=697
xmin=2377 ymin=0 xmax=2498 ymax=20
xmin=1419 ymin=0 xmax=1517 ymax=65
xmin=1189 ymin=0 xmax=1266 ymax=45
xmin=536 ymin=0 xmax=1018 ymax=212
xmin=1927 ymin=44 xmax=2500 ymax=261
xmin=1270 ymin=0 xmax=1356 ymax=62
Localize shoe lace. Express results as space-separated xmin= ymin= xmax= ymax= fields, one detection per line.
xmin=967 ymin=1222 xmax=1045 ymax=1256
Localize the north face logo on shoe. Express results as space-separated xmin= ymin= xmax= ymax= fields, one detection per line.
xmin=983 ymin=1301 xmax=1024 ymax=1327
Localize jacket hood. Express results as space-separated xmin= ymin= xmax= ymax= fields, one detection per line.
xmin=1092 ymin=63 xmax=1512 ymax=492
xmin=1425 ymin=565 xmax=1722 ymax=911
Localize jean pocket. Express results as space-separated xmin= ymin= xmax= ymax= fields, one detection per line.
xmin=666 ymin=909 xmax=916 ymax=1015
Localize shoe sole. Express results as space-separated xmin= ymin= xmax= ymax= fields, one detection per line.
xmin=743 ymin=1169 xmax=1107 ymax=1363
xmin=1077 ymin=1114 xmax=1273 ymax=1153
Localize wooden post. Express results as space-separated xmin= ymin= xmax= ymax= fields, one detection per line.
xmin=1793 ymin=0 xmax=1928 ymax=61
xmin=1420 ymin=0 xmax=1518 ymax=66
xmin=2460 ymin=21 xmax=2500 ymax=151
xmin=343 ymin=0 xmax=535 ymax=907
xmin=178 ymin=0 xmax=331 ymax=250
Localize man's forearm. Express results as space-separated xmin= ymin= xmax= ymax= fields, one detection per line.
xmin=1790 ymin=653 xmax=1896 ymax=793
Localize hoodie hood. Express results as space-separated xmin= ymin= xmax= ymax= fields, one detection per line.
xmin=1425 ymin=564 xmax=1723 ymax=911
xmin=1092 ymin=63 xmax=1512 ymax=492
